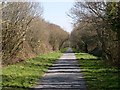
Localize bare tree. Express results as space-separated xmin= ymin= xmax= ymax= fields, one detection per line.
xmin=2 ymin=2 xmax=43 ymax=64
xmin=69 ymin=1 xmax=119 ymax=65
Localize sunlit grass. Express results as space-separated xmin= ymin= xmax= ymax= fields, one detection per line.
xmin=2 ymin=52 xmax=62 ymax=89
xmin=76 ymin=53 xmax=119 ymax=90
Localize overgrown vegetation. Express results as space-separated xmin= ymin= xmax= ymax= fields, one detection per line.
xmin=2 ymin=52 xmax=62 ymax=89
xmin=1 ymin=1 xmax=120 ymax=90
xmin=76 ymin=53 xmax=119 ymax=90
xmin=60 ymin=48 xmax=68 ymax=53
xmin=69 ymin=2 xmax=120 ymax=66
xmin=1 ymin=2 xmax=69 ymax=65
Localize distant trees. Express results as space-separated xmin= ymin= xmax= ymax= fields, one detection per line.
xmin=48 ymin=23 xmax=69 ymax=51
xmin=70 ymin=21 xmax=98 ymax=53
xmin=1 ymin=2 xmax=69 ymax=65
xmin=69 ymin=2 xmax=120 ymax=66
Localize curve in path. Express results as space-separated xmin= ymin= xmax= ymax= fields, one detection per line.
xmin=32 ymin=48 xmax=87 ymax=90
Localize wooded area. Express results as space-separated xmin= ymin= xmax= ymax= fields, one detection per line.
xmin=69 ymin=2 xmax=120 ymax=66
xmin=1 ymin=1 xmax=120 ymax=90
xmin=1 ymin=1 xmax=120 ymax=67
xmin=1 ymin=2 xmax=69 ymax=65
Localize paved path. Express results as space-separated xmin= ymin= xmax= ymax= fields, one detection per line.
xmin=32 ymin=48 xmax=87 ymax=90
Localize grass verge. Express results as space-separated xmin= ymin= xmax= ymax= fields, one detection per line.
xmin=75 ymin=53 xmax=119 ymax=90
xmin=2 ymin=52 xmax=62 ymax=89
xmin=60 ymin=48 xmax=68 ymax=53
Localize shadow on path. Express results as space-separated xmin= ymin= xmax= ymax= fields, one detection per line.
xmin=29 ymin=48 xmax=87 ymax=90
xmin=2 ymin=48 xmax=87 ymax=90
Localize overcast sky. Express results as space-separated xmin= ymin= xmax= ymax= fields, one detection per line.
xmin=41 ymin=2 xmax=74 ymax=33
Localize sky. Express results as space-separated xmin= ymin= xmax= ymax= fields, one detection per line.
xmin=41 ymin=2 xmax=74 ymax=33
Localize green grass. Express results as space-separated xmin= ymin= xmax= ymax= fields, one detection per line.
xmin=2 ymin=52 xmax=62 ymax=89
xmin=60 ymin=48 xmax=68 ymax=53
xmin=72 ymin=48 xmax=80 ymax=53
xmin=76 ymin=53 xmax=119 ymax=90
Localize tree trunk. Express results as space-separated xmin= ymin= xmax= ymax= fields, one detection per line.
xmin=85 ymin=43 xmax=88 ymax=53
xmin=116 ymin=30 xmax=120 ymax=84
xmin=118 ymin=40 xmax=120 ymax=67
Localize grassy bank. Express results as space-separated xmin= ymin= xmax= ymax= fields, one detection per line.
xmin=75 ymin=53 xmax=119 ymax=90
xmin=2 ymin=52 xmax=62 ymax=89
